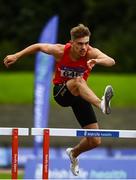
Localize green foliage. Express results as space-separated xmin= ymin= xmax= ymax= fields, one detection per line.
xmin=83 ymin=0 xmax=136 ymax=72
xmin=0 ymin=0 xmax=136 ymax=72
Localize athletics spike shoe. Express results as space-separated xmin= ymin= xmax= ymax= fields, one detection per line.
xmin=66 ymin=148 xmax=79 ymax=176
xmin=101 ymin=85 xmax=114 ymax=114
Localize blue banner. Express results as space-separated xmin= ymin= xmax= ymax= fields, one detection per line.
xmin=34 ymin=15 xmax=59 ymax=155
xmin=24 ymin=158 xmax=136 ymax=179
xmin=24 ymin=148 xmax=136 ymax=179
xmin=76 ymin=130 xmax=119 ymax=138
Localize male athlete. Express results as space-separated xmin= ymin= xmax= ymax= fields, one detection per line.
xmin=4 ymin=24 xmax=115 ymax=176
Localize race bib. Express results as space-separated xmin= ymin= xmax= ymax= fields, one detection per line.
xmin=60 ymin=66 xmax=85 ymax=78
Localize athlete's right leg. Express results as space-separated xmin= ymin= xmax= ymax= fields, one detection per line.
xmin=66 ymin=96 xmax=100 ymax=176
xmin=66 ymin=123 xmax=101 ymax=176
xmin=68 ymin=123 xmax=101 ymax=158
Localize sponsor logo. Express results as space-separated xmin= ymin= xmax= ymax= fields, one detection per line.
xmin=77 ymin=130 xmax=119 ymax=137
xmin=90 ymin=170 xmax=127 ymax=179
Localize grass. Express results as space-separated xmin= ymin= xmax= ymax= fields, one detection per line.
xmin=0 ymin=174 xmax=23 ymax=179
xmin=87 ymin=73 xmax=136 ymax=107
xmin=0 ymin=72 xmax=136 ymax=107
xmin=0 ymin=172 xmax=24 ymax=179
xmin=0 ymin=72 xmax=34 ymax=104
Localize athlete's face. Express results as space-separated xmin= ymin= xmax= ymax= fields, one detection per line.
xmin=71 ymin=36 xmax=90 ymax=57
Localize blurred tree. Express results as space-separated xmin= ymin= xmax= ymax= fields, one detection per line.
xmin=83 ymin=0 xmax=136 ymax=72
xmin=0 ymin=0 xmax=85 ymax=70
xmin=0 ymin=0 xmax=136 ymax=72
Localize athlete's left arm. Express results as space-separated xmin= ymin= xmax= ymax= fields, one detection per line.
xmin=87 ymin=48 xmax=115 ymax=67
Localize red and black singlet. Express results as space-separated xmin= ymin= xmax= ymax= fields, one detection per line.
xmin=53 ymin=43 xmax=91 ymax=84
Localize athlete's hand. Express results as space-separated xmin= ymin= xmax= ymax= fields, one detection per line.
xmin=3 ymin=54 xmax=18 ymax=68
xmin=87 ymin=59 xmax=97 ymax=70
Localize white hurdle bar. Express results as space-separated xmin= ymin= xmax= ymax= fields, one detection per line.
xmin=1 ymin=127 xmax=136 ymax=180
xmin=31 ymin=128 xmax=136 ymax=180
xmin=31 ymin=128 xmax=136 ymax=138
xmin=0 ymin=127 xmax=29 ymax=136
xmin=0 ymin=128 xmax=29 ymax=180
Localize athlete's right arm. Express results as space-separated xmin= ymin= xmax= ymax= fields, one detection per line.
xmin=3 ymin=43 xmax=64 ymax=68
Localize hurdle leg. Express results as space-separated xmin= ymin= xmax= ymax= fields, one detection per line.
xmin=12 ymin=128 xmax=18 ymax=179
xmin=42 ymin=129 xmax=50 ymax=180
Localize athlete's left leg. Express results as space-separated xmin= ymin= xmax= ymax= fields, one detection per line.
xmin=66 ymin=77 xmax=101 ymax=108
xmin=66 ymin=77 xmax=114 ymax=114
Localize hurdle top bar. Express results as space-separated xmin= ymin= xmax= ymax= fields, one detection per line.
xmin=31 ymin=128 xmax=136 ymax=138
xmin=0 ymin=128 xmax=29 ymax=136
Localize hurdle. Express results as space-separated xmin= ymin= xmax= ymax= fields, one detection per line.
xmin=31 ymin=128 xmax=136 ymax=179
xmin=0 ymin=128 xmax=29 ymax=179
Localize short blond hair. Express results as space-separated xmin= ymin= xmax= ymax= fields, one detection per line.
xmin=70 ymin=24 xmax=91 ymax=40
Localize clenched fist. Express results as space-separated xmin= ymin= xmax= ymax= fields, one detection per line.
xmin=3 ymin=54 xmax=18 ymax=68
xmin=87 ymin=59 xmax=97 ymax=70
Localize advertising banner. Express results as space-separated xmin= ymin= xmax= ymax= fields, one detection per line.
xmin=24 ymin=158 xmax=136 ymax=179
xmin=34 ymin=15 xmax=59 ymax=155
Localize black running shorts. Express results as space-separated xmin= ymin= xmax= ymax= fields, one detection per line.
xmin=53 ymin=84 xmax=97 ymax=127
